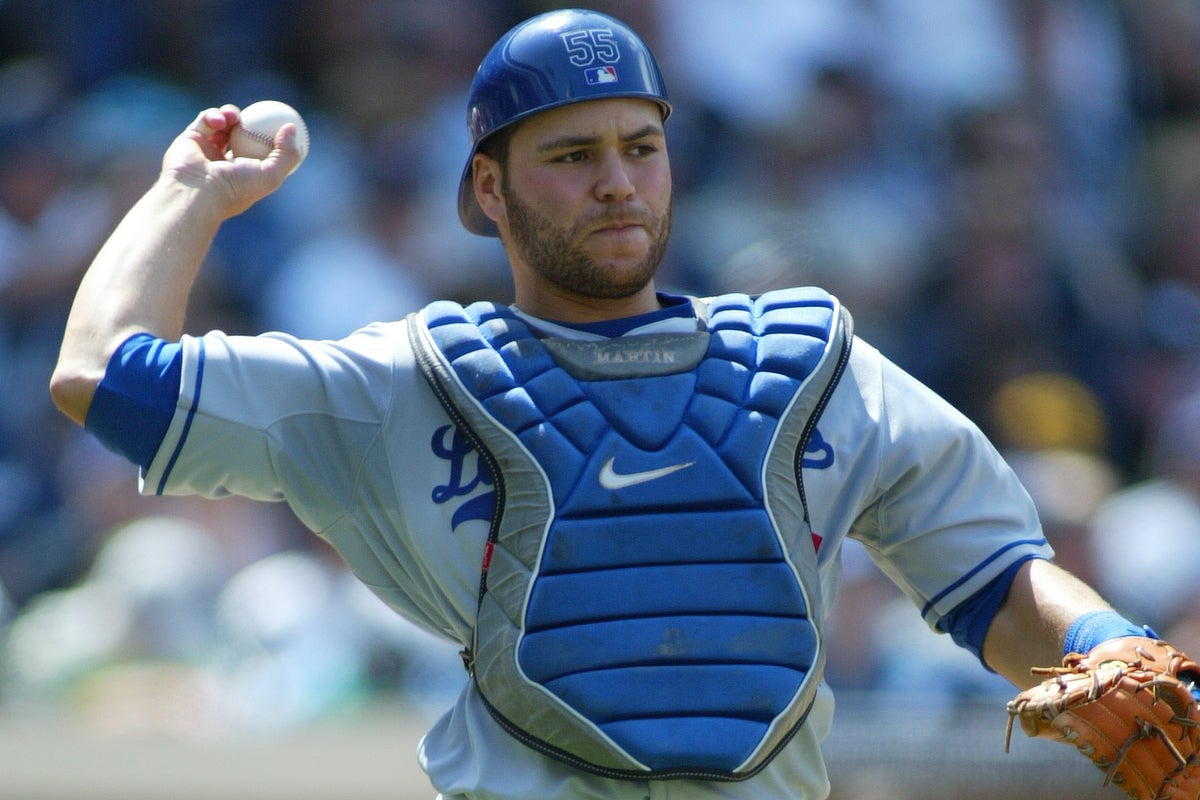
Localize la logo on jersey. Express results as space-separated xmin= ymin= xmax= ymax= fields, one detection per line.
xmin=430 ymin=424 xmax=495 ymax=531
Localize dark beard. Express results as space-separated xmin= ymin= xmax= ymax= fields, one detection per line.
xmin=504 ymin=188 xmax=671 ymax=300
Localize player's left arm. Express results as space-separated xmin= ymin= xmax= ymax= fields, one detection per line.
xmin=981 ymin=558 xmax=1121 ymax=689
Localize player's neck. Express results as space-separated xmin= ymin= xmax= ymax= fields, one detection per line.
xmin=514 ymin=282 xmax=662 ymax=325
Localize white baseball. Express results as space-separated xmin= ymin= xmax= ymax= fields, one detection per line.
xmin=229 ymin=100 xmax=309 ymax=169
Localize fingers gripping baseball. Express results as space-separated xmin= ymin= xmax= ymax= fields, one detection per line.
xmin=227 ymin=100 xmax=309 ymax=173
xmin=163 ymin=103 xmax=307 ymax=218
xmin=1006 ymin=637 xmax=1200 ymax=800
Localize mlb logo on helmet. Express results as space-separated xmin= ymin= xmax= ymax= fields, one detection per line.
xmin=585 ymin=66 xmax=618 ymax=85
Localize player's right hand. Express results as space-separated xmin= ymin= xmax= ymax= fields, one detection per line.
xmin=159 ymin=105 xmax=304 ymax=220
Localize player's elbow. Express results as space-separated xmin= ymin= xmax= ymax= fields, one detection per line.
xmin=49 ymin=360 xmax=99 ymax=427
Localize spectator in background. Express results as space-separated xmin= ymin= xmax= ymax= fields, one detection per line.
xmin=1089 ymin=389 xmax=1200 ymax=655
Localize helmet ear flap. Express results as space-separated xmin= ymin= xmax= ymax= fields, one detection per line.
xmin=457 ymin=9 xmax=672 ymax=237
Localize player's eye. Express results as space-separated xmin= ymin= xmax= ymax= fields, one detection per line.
xmin=555 ymin=150 xmax=589 ymax=164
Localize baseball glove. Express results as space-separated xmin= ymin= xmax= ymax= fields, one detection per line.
xmin=1006 ymin=637 xmax=1200 ymax=799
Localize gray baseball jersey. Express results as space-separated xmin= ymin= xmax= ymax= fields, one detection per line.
xmin=136 ymin=299 xmax=1052 ymax=800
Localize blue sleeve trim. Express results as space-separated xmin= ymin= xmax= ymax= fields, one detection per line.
xmin=84 ymin=333 xmax=183 ymax=470
xmin=921 ymin=536 xmax=1048 ymax=620
xmin=153 ymin=336 xmax=205 ymax=496
xmin=1063 ymin=611 xmax=1152 ymax=656
xmin=937 ymin=554 xmax=1045 ymax=665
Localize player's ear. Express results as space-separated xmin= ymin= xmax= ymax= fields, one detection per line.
xmin=472 ymin=153 xmax=506 ymax=229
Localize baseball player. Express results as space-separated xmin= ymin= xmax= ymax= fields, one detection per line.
xmin=50 ymin=9 xmax=1198 ymax=800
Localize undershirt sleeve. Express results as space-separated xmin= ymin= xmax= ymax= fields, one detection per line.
xmin=84 ymin=332 xmax=183 ymax=470
xmin=937 ymin=554 xmax=1046 ymax=666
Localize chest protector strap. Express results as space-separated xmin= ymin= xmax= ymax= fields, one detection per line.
xmin=409 ymin=289 xmax=852 ymax=781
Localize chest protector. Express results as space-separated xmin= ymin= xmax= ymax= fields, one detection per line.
xmin=409 ymin=288 xmax=852 ymax=781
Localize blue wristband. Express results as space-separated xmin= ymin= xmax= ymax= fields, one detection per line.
xmin=1066 ymin=612 xmax=1200 ymax=704
xmin=1063 ymin=610 xmax=1154 ymax=656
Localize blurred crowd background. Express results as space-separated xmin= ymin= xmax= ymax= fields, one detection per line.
xmin=0 ymin=0 xmax=1198 ymax=752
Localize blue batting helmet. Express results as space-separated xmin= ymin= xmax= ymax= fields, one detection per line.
xmin=457 ymin=9 xmax=672 ymax=237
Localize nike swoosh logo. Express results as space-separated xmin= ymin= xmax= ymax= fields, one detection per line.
xmin=599 ymin=457 xmax=695 ymax=490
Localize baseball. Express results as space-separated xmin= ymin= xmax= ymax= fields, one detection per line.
xmin=229 ymin=100 xmax=309 ymax=169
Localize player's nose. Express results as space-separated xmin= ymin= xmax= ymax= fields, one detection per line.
xmin=594 ymin=151 xmax=636 ymax=202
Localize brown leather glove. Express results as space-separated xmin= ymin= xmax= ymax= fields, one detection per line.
xmin=1006 ymin=637 xmax=1200 ymax=799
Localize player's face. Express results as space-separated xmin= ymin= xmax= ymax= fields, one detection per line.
xmin=490 ymin=99 xmax=672 ymax=306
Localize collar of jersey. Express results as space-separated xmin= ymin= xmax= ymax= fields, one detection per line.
xmin=510 ymin=293 xmax=698 ymax=341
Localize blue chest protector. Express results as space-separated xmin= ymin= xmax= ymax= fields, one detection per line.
xmin=409 ymin=288 xmax=852 ymax=781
